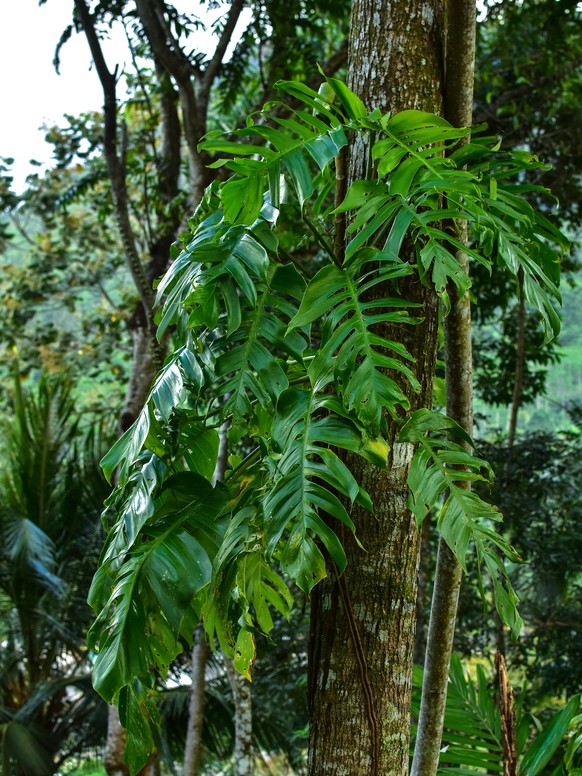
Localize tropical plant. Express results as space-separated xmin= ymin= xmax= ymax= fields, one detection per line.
xmin=0 ymin=374 xmax=111 ymax=774
xmin=411 ymin=653 xmax=582 ymax=774
xmin=84 ymin=73 xmax=567 ymax=773
xmin=455 ymin=425 xmax=582 ymax=704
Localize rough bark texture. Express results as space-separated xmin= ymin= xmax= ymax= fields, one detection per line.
xmin=411 ymin=3 xmax=476 ymax=774
xmin=308 ymin=3 xmax=445 ymax=774
xmin=183 ymin=628 xmax=208 ymax=776
xmin=225 ymin=660 xmax=254 ymax=776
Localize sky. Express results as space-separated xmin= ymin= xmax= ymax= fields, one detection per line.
xmin=0 ymin=2 xmax=250 ymax=192
xmin=1 ymin=1 xmax=117 ymax=190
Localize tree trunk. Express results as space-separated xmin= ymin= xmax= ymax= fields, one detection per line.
xmin=103 ymin=706 xmax=129 ymax=776
xmin=183 ymin=628 xmax=208 ymax=776
xmin=413 ymin=519 xmax=432 ymax=665
xmin=308 ymin=3 xmax=445 ymax=774
xmin=225 ymin=660 xmax=254 ymax=776
xmin=411 ymin=2 xmax=476 ymax=774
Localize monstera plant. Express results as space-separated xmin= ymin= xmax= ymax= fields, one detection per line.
xmin=86 ymin=77 xmax=566 ymax=772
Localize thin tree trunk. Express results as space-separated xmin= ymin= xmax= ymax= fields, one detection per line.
xmin=414 ymin=518 xmax=432 ymax=665
xmin=183 ymin=628 xmax=208 ymax=776
xmin=508 ymin=271 xmax=526 ymax=448
xmin=411 ymin=3 xmax=476 ymax=774
xmin=103 ymin=706 xmax=129 ymax=776
xmin=225 ymin=660 xmax=254 ymax=776
xmin=308 ymin=3 xmax=445 ymax=774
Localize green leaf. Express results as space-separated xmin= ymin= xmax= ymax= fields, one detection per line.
xmin=262 ymin=387 xmax=371 ymax=591
xmin=520 ymin=695 xmax=580 ymax=775
xmin=181 ymin=425 xmax=220 ymax=481
xmin=289 ymin=253 xmax=418 ymax=432
xmin=118 ymin=683 xmax=157 ymax=775
xmin=221 ymin=173 xmax=264 ymax=225
xmin=400 ymin=409 xmax=521 ymax=635
xmin=326 ymin=76 xmax=368 ymax=119
xmin=234 ymin=628 xmax=255 ymax=680
xmin=101 ymin=408 xmax=150 ymax=485
xmin=89 ymin=475 xmax=225 ymax=704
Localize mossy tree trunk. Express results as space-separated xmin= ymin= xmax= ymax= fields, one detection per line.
xmin=308 ymin=2 xmax=445 ymax=774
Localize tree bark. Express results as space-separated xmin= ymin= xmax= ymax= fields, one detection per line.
xmin=308 ymin=3 xmax=445 ymax=774
xmin=413 ymin=518 xmax=432 ymax=666
xmin=103 ymin=706 xmax=129 ymax=776
xmin=225 ymin=660 xmax=254 ymax=776
xmin=411 ymin=3 xmax=476 ymax=774
xmin=182 ymin=628 xmax=208 ymax=776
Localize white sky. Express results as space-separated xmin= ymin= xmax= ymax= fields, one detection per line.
xmin=1 ymin=1 xmax=114 ymax=190
xmin=0 ymin=1 xmax=250 ymax=192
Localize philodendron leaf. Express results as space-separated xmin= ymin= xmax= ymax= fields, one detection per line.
xmin=100 ymin=407 xmax=150 ymax=485
xmin=234 ymin=628 xmax=255 ymax=681
xmin=288 ymin=249 xmax=419 ymax=434
xmin=399 ymin=409 xmax=522 ymax=637
xmin=118 ymin=682 xmax=158 ymax=775
xmin=90 ymin=74 xmax=568 ymax=765
xmin=262 ymin=387 xmax=373 ymax=592
xmin=88 ymin=475 xmax=226 ymax=705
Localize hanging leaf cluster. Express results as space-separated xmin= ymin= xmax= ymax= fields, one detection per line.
xmin=87 ymin=76 xmax=567 ymax=772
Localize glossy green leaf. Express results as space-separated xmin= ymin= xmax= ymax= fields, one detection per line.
xmin=326 ymin=76 xmax=368 ymax=119
xmin=520 ymin=696 xmax=580 ymax=775
xmin=100 ymin=408 xmax=150 ymax=485
xmin=400 ymin=409 xmax=521 ymax=635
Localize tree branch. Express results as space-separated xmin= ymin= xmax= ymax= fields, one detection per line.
xmin=74 ymin=0 xmax=156 ymax=319
xmin=202 ymin=0 xmax=246 ymax=92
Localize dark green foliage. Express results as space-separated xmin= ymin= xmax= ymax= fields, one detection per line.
xmin=158 ymin=607 xmax=310 ymax=773
xmin=476 ymin=0 xmax=582 ymax=228
xmin=0 ymin=375 xmax=112 ymax=773
xmin=473 ymin=305 xmax=561 ymax=407
xmin=456 ymin=426 xmax=582 ymax=705
xmin=86 ymin=76 xmax=567 ymax=771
